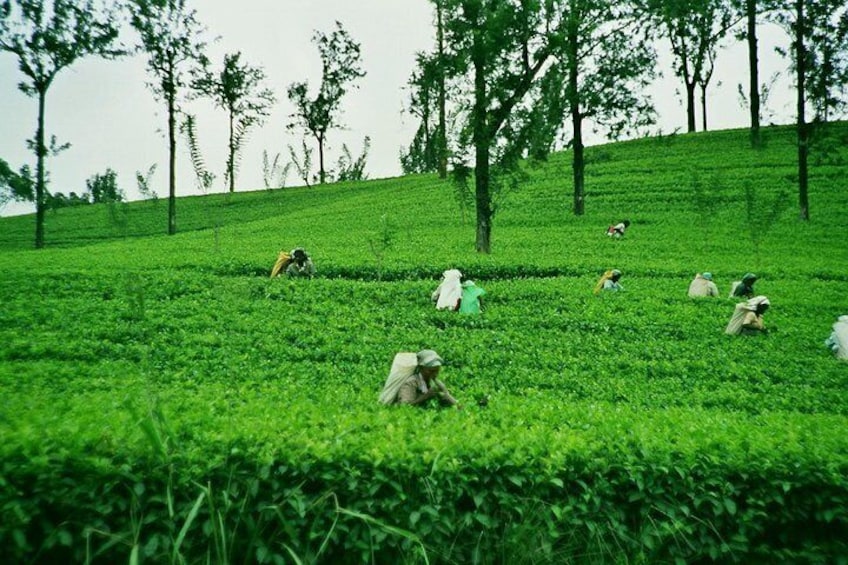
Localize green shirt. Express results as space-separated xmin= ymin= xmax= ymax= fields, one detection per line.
xmin=459 ymin=284 xmax=486 ymax=314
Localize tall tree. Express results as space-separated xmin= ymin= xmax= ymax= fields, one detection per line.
xmin=734 ymin=0 xmax=766 ymax=146
xmin=771 ymin=0 xmax=848 ymax=220
xmin=0 ymin=0 xmax=121 ymax=248
xmin=793 ymin=0 xmax=810 ymax=221
xmin=401 ymin=53 xmax=441 ymax=175
xmin=441 ymin=0 xmax=565 ymax=253
xmin=193 ymin=51 xmax=276 ymax=192
xmin=803 ymin=1 xmax=848 ymax=122
xmin=434 ymin=0 xmax=449 ymax=178
xmin=746 ymin=0 xmax=762 ymax=144
xmin=639 ymin=0 xmax=734 ymax=133
xmin=554 ymin=0 xmax=657 ymax=215
xmin=732 ymin=0 xmax=785 ymax=147
xmin=287 ymin=21 xmax=365 ymax=185
xmin=127 ymin=0 xmax=208 ymax=235
xmin=695 ymin=32 xmax=718 ymax=130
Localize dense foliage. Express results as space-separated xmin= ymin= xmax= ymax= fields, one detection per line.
xmin=1 ymin=124 xmax=847 ymax=563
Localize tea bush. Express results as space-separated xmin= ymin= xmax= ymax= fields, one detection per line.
xmin=1 ymin=124 xmax=847 ymax=563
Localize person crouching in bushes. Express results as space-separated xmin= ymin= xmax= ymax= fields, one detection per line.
xmin=431 ymin=269 xmax=463 ymax=311
xmin=606 ymin=219 xmax=630 ymax=238
xmin=270 ymin=250 xmax=292 ymax=278
xmin=688 ymin=272 xmax=719 ymax=297
xmin=594 ymin=269 xmax=624 ymax=294
xmin=825 ymin=315 xmax=848 ymax=361
xmin=725 ymin=296 xmax=770 ymax=335
xmin=378 ymin=349 xmax=460 ymax=408
xmin=286 ymin=247 xmax=315 ymax=278
xmin=730 ymin=272 xmax=757 ymax=298
xmin=459 ymin=280 xmax=486 ymax=314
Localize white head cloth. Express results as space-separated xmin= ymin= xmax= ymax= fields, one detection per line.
xmin=832 ymin=316 xmax=848 ymax=360
xmin=725 ymin=295 xmax=770 ymax=335
xmin=379 ymin=352 xmax=418 ymax=404
xmin=435 ymin=269 xmax=463 ymax=310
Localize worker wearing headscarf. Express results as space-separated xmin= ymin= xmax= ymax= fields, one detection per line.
xmin=825 ymin=315 xmax=848 ymax=361
xmin=688 ymin=272 xmax=719 ymax=297
xmin=459 ymin=280 xmax=486 ymax=314
xmin=725 ymin=296 xmax=770 ymax=335
xmin=730 ymin=273 xmax=757 ymax=298
xmin=286 ymin=247 xmax=316 ymax=278
xmin=606 ymin=219 xmax=630 ymax=238
xmin=270 ymin=250 xmax=292 ymax=277
xmin=378 ymin=349 xmax=460 ymax=407
xmin=431 ymin=269 xmax=463 ymax=310
xmin=594 ymin=269 xmax=624 ymax=295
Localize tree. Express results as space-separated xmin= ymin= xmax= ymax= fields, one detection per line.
xmin=744 ymin=0 xmax=762 ymax=144
xmin=803 ymin=2 xmax=848 ymax=122
xmin=434 ymin=0 xmax=449 ymax=178
xmin=0 ymin=0 xmax=121 ymax=248
xmin=440 ymin=0 xmax=567 ymax=253
xmin=127 ymin=0 xmax=208 ymax=235
xmin=87 ymin=168 xmax=124 ymax=203
xmin=639 ymin=0 xmax=735 ymax=133
xmin=136 ymin=163 xmax=158 ymax=202
xmin=287 ymin=21 xmax=365 ymax=185
xmin=401 ymin=53 xmax=441 ymax=174
xmin=731 ymin=0 xmax=788 ymax=147
xmin=0 ymin=157 xmax=34 ymax=209
xmin=771 ymin=0 xmax=848 ymax=220
xmin=552 ymin=0 xmax=656 ymax=215
xmin=335 ymin=136 xmax=370 ymax=182
xmin=733 ymin=0 xmax=768 ymax=146
xmin=193 ymin=51 xmax=276 ymax=192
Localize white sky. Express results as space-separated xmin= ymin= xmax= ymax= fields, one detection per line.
xmin=0 ymin=1 xmax=796 ymax=217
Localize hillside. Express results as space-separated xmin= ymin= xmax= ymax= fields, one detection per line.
xmin=1 ymin=124 xmax=847 ymax=563
xmin=2 ymin=124 xmax=846 ymax=274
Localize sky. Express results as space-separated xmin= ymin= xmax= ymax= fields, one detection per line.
xmin=0 ymin=1 xmax=798 ymax=217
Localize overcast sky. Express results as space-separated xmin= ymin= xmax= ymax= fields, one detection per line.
xmin=0 ymin=1 xmax=797 ymax=217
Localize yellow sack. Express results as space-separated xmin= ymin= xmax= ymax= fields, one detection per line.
xmin=270 ymin=251 xmax=293 ymax=278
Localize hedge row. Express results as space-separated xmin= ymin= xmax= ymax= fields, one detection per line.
xmin=3 ymin=439 xmax=847 ymax=564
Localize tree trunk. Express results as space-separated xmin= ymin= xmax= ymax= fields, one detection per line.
xmin=167 ymin=86 xmax=177 ymax=235
xmin=686 ymin=79 xmax=697 ymax=132
xmin=700 ymin=83 xmax=708 ymax=131
xmin=318 ymin=133 xmax=326 ymax=185
xmin=568 ymin=24 xmax=585 ymax=216
xmin=472 ymin=27 xmax=491 ymax=253
xmin=747 ymin=0 xmax=761 ymax=147
xmin=35 ymin=89 xmax=46 ymax=249
xmin=436 ymin=0 xmax=448 ymax=179
xmin=572 ymin=111 xmax=585 ymax=216
xmin=228 ymin=110 xmax=235 ymax=192
xmin=795 ymin=0 xmax=809 ymax=220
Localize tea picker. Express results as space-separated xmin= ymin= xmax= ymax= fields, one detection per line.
xmin=688 ymin=272 xmax=719 ymax=298
xmin=432 ymin=269 xmax=463 ymax=311
xmin=606 ymin=219 xmax=630 ymax=238
xmin=459 ymin=280 xmax=486 ymax=314
xmin=271 ymin=247 xmax=315 ymax=278
xmin=379 ymin=349 xmax=461 ymax=408
xmin=594 ymin=269 xmax=625 ymax=294
xmin=730 ymin=273 xmax=757 ymax=298
xmin=286 ymin=247 xmax=315 ymax=278
xmin=725 ymin=296 xmax=770 ymax=335
xmin=825 ymin=315 xmax=848 ymax=361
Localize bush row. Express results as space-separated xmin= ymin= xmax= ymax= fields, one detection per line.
xmin=2 ymin=431 xmax=847 ymax=564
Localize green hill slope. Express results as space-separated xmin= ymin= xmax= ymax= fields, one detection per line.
xmin=1 ymin=124 xmax=847 ymax=563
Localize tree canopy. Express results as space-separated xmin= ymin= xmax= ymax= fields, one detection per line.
xmin=0 ymin=0 xmax=122 ymax=247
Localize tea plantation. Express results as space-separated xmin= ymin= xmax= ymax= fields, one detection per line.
xmin=1 ymin=125 xmax=847 ymax=563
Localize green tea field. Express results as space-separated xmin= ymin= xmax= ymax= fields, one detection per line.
xmin=2 ymin=125 xmax=847 ymax=563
